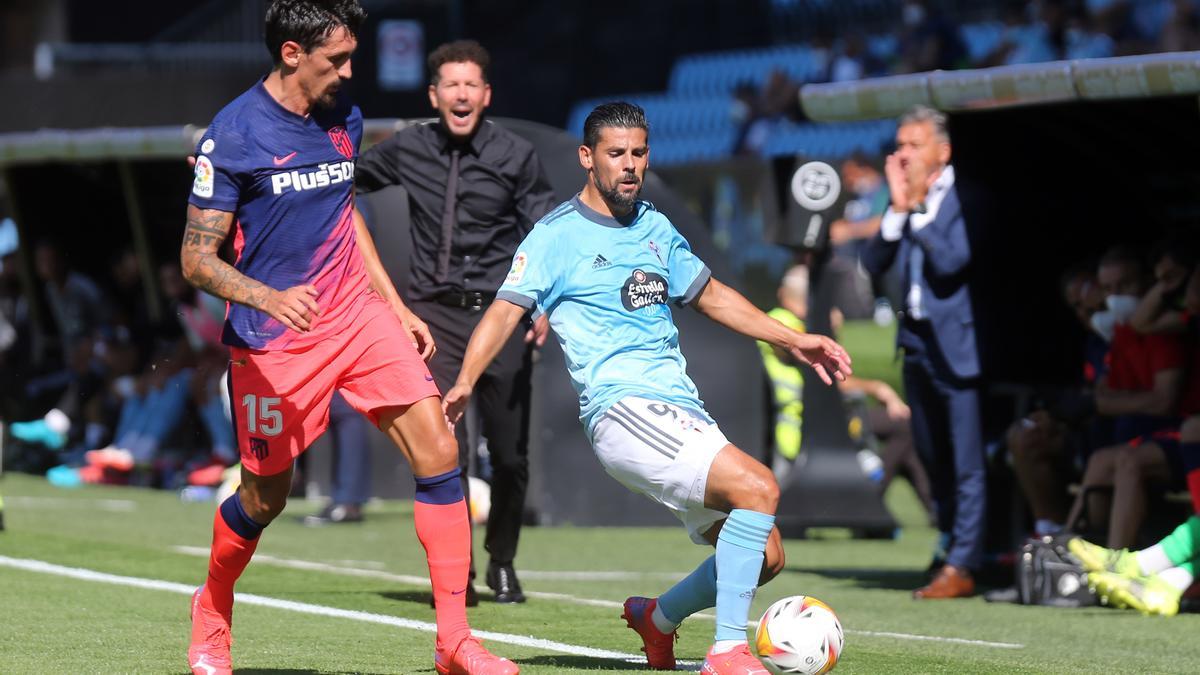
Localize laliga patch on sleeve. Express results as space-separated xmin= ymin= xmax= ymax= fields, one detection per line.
xmin=506 ymin=252 xmax=528 ymax=283
xmin=192 ymin=155 xmax=214 ymax=198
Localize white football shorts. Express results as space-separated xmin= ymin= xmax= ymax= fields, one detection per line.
xmin=591 ymin=396 xmax=731 ymax=544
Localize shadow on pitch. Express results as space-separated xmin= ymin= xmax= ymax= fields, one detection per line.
xmin=378 ymin=589 xmax=437 ymax=605
xmin=783 ymin=565 xmax=928 ymax=592
xmin=516 ymin=655 xmax=665 ymax=671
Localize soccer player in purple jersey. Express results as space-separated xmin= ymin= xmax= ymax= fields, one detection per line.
xmin=181 ymin=2 xmax=517 ymax=674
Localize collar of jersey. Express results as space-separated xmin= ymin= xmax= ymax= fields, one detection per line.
xmin=571 ymin=194 xmax=641 ymax=229
xmin=253 ymin=77 xmax=320 ymax=125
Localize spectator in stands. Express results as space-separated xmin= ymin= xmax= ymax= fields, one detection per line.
xmin=864 ymin=105 xmax=983 ymax=599
xmin=104 ymin=247 xmax=164 ymax=364
xmin=1160 ymin=0 xmax=1200 ymax=52
xmin=828 ymin=153 xmax=890 ymax=321
xmin=10 ymin=244 xmax=115 ymax=454
xmin=32 ymin=240 xmax=111 ymax=363
xmin=1066 ymin=244 xmax=1191 ymax=549
xmin=732 ymin=71 xmax=802 ymax=157
xmin=731 ymin=81 xmax=770 ymax=157
xmin=78 ymin=262 xmax=226 ymax=482
xmin=897 ymin=0 xmax=968 ymax=73
xmin=829 ymin=34 xmax=886 ymax=83
xmin=1008 ymin=263 xmax=1110 ymax=537
xmin=830 ymin=153 xmax=888 ymax=249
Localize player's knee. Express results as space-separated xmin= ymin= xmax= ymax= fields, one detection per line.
xmin=429 ymin=432 xmax=460 ymax=470
xmin=735 ymin=466 xmax=780 ymax=514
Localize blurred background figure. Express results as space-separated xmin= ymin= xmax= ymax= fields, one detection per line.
xmin=827 ymin=152 xmax=893 ymax=323
xmin=759 ymin=265 xmax=934 ymax=517
xmin=1007 ymin=263 xmax=1110 ymax=539
xmin=303 ymin=393 xmax=371 ymax=526
xmin=758 ymin=265 xmax=808 ymax=480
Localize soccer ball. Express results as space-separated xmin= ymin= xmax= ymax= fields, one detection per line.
xmin=467 ymin=475 xmax=491 ymax=525
xmin=754 ymin=595 xmax=844 ymax=674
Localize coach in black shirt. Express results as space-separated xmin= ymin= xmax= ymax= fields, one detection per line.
xmin=356 ymin=40 xmax=556 ymax=604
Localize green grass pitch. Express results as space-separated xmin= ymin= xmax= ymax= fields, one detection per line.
xmin=3 ymin=471 xmax=1200 ymax=674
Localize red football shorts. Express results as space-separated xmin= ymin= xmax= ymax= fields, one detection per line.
xmin=227 ymin=295 xmax=440 ymax=476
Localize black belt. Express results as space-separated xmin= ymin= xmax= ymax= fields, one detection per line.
xmin=434 ymin=290 xmax=494 ymax=311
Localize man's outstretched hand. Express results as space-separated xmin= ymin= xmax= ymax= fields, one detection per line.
xmin=788 ymin=334 xmax=853 ymax=385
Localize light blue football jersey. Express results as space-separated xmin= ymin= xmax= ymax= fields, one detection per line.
xmin=497 ymin=194 xmax=713 ymax=436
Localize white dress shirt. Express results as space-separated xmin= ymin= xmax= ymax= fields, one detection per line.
xmin=878 ymin=165 xmax=956 ymax=319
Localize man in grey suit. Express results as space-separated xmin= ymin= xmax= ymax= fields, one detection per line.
xmin=863 ymin=105 xmax=983 ymax=599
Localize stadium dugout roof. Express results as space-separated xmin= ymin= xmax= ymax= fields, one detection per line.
xmin=799 ymin=51 xmax=1200 ymax=122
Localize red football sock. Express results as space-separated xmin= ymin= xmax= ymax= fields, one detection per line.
xmin=201 ymin=493 xmax=263 ymax=618
xmin=415 ymin=497 xmax=473 ymax=652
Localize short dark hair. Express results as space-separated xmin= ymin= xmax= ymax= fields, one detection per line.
xmin=428 ymin=40 xmax=490 ymax=84
xmin=264 ymin=0 xmax=366 ymax=66
xmin=583 ymin=102 xmax=649 ymax=149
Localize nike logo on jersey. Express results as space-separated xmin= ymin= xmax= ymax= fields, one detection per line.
xmin=273 ymin=151 xmax=298 ymax=166
xmin=271 ymin=161 xmax=355 ymax=195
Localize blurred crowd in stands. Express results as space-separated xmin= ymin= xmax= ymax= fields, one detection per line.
xmin=0 ymin=231 xmax=237 ymax=493
xmin=730 ymin=0 xmax=1200 ymax=156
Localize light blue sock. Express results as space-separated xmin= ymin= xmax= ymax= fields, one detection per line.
xmin=658 ymin=555 xmax=717 ymax=625
xmin=714 ymin=509 xmax=775 ymax=642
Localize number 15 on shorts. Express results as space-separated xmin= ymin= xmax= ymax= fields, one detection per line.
xmin=242 ymin=394 xmax=283 ymax=436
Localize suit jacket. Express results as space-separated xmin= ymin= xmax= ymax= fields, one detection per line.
xmin=862 ymin=183 xmax=979 ymax=380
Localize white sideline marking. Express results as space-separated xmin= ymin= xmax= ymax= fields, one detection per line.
xmin=853 ymin=630 xmax=1023 ymax=649
xmin=0 ymin=555 xmax=693 ymax=667
xmin=170 ymin=546 xmax=1024 ymax=650
xmin=172 ymin=547 xmax=680 ymax=582
xmin=7 ymin=496 xmax=137 ymax=511
xmin=173 ymin=545 xmax=703 ymax=613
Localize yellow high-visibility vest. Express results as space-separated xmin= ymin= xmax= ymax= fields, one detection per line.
xmin=758 ymin=308 xmax=804 ymax=460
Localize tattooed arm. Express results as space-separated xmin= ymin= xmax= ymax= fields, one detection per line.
xmin=181 ymin=204 xmax=319 ymax=332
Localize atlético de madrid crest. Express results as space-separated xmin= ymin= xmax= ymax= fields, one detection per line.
xmin=328 ymin=126 xmax=354 ymax=159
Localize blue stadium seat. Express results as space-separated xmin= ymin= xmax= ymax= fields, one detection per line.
xmin=959 ymin=21 xmax=1007 ymax=64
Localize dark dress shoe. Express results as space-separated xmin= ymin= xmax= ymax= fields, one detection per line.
xmin=486 ymin=562 xmax=526 ymax=604
xmin=302 ymin=503 xmax=363 ymax=526
xmin=430 ymin=583 xmax=479 ymax=608
xmin=913 ymin=564 xmax=975 ymax=599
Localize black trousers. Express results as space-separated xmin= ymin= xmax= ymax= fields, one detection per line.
xmin=411 ymin=300 xmax=533 ymax=568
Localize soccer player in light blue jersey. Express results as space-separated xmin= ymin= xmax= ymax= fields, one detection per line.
xmin=444 ymin=102 xmax=852 ymax=674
